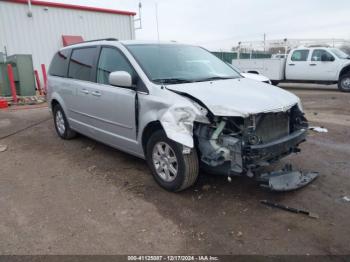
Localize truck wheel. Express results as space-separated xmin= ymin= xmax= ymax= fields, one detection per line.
xmin=271 ymin=81 xmax=279 ymax=86
xmin=53 ymin=104 xmax=77 ymax=139
xmin=338 ymin=73 xmax=350 ymax=92
xmin=146 ymin=130 xmax=199 ymax=192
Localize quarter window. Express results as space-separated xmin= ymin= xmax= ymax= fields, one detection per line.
xmin=49 ymin=49 xmax=70 ymax=77
xmin=311 ymin=49 xmax=334 ymax=61
xmin=68 ymin=47 xmax=96 ymax=81
xmin=291 ymin=50 xmax=309 ymax=61
xmin=97 ymin=47 xmax=135 ymax=85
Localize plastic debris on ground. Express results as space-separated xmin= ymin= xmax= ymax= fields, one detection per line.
xmin=0 ymin=145 xmax=8 ymax=152
xmin=342 ymin=196 xmax=350 ymax=202
xmin=309 ymin=126 xmax=328 ymax=133
xmin=260 ymin=200 xmax=319 ymax=219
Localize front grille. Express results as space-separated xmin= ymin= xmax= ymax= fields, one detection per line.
xmin=254 ymin=112 xmax=290 ymax=144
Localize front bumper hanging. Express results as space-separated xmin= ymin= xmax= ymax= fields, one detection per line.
xmin=256 ymin=164 xmax=319 ymax=191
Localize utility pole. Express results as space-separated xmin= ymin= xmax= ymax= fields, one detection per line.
xmin=155 ymin=3 xmax=160 ymax=41
xmin=134 ymin=2 xmax=143 ymax=30
xmin=27 ymin=0 xmax=33 ymax=17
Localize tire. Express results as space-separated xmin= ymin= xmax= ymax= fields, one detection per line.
xmin=53 ymin=104 xmax=77 ymax=139
xmin=338 ymin=73 xmax=350 ymax=92
xmin=146 ymin=130 xmax=199 ymax=192
xmin=271 ymin=80 xmax=279 ymax=86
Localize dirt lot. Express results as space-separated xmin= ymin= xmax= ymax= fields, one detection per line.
xmin=0 ymin=85 xmax=350 ymax=255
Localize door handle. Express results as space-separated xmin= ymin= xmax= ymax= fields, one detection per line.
xmin=91 ymin=91 xmax=101 ymax=97
xmin=288 ymin=63 xmax=295 ymax=66
xmin=309 ymin=63 xmax=317 ymax=66
xmin=81 ymin=89 xmax=89 ymax=94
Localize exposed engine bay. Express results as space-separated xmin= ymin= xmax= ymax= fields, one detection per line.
xmin=192 ymin=104 xmax=318 ymax=190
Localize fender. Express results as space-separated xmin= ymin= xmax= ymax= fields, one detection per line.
xmin=338 ymin=63 xmax=350 ymax=79
xmin=138 ymin=90 xmax=209 ymax=149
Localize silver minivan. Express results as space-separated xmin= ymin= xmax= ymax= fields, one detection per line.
xmin=48 ymin=39 xmax=317 ymax=192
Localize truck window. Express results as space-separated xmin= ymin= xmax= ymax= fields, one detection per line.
xmin=49 ymin=49 xmax=70 ymax=77
xmin=68 ymin=47 xmax=96 ymax=81
xmin=311 ymin=49 xmax=334 ymax=61
xmin=97 ymin=47 xmax=135 ymax=85
xmin=291 ymin=50 xmax=309 ymax=61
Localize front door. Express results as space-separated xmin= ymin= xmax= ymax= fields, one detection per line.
xmin=86 ymin=46 xmax=138 ymax=152
xmin=306 ymin=49 xmax=337 ymax=81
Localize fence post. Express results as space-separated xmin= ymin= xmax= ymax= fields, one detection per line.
xmin=7 ymin=64 xmax=18 ymax=103
xmin=41 ymin=64 xmax=48 ymax=95
xmin=34 ymin=70 xmax=43 ymax=96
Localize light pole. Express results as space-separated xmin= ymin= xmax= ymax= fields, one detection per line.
xmin=284 ymin=38 xmax=288 ymax=56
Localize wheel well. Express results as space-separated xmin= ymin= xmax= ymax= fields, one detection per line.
xmin=247 ymin=71 xmax=259 ymax=75
xmin=51 ymin=99 xmax=59 ymax=110
xmin=142 ymin=121 xmax=163 ymax=155
xmin=340 ymin=65 xmax=350 ymax=78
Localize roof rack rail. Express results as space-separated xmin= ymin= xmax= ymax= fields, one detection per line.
xmin=69 ymin=38 xmax=119 ymax=46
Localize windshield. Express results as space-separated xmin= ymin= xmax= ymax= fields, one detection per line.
xmin=331 ymin=48 xmax=349 ymax=59
xmin=227 ymin=63 xmax=242 ymax=73
xmin=126 ymin=44 xmax=241 ymax=84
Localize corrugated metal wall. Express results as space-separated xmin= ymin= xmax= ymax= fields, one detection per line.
xmin=0 ymin=1 xmax=135 ymax=74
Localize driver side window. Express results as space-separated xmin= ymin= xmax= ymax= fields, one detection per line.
xmin=97 ymin=47 xmax=135 ymax=85
xmin=311 ymin=49 xmax=334 ymax=61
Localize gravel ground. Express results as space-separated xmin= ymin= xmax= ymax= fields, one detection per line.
xmin=0 ymin=85 xmax=350 ymax=255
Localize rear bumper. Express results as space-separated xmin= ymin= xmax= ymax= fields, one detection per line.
xmin=245 ymin=129 xmax=307 ymax=165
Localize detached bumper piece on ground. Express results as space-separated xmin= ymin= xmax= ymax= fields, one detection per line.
xmin=256 ymin=164 xmax=319 ymax=191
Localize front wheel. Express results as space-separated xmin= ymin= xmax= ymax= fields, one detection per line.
xmin=146 ymin=130 xmax=199 ymax=192
xmin=338 ymin=73 xmax=350 ymax=92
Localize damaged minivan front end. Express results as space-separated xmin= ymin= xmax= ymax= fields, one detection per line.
xmin=194 ymin=105 xmax=307 ymax=175
xmin=163 ymin=78 xmax=318 ymax=191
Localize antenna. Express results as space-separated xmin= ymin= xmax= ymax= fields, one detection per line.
xmin=134 ymin=2 xmax=143 ymax=30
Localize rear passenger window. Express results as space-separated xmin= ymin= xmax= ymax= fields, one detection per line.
xmin=291 ymin=50 xmax=309 ymax=61
xmin=68 ymin=47 xmax=96 ymax=81
xmin=49 ymin=49 xmax=70 ymax=77
xmin=97 ymin=47 xmax=135 ymax=85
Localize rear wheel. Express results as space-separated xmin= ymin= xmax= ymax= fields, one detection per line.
xmin=53 ymin=104 xmax=77 ymax=139
xmin=338 ymin=73 xmax=350 ymax=92
xmin=146 ymin=130 xmax=199 ymax=192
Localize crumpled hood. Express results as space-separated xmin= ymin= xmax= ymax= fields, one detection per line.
xmin=166 ymin=78 xmax=300 ymax=117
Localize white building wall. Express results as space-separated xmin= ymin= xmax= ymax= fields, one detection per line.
xmin=0 ymin=1 xmax=135 ymax=73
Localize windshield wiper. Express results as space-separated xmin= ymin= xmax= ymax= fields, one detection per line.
xmin=152 ymin=78 xmax=194 ymax=84
xmin=193 ymin=76 xmax=236 ymax=82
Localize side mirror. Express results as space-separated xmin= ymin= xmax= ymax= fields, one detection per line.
xmin=109 ymin=71 xmax=132 ymax=88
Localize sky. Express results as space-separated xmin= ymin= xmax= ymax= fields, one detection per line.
xmin=44 ymin=0 xmax=350 ymax=51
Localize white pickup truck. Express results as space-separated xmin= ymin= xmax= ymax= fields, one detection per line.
xmin=232 ymin=47 xmax=350 ymax=92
